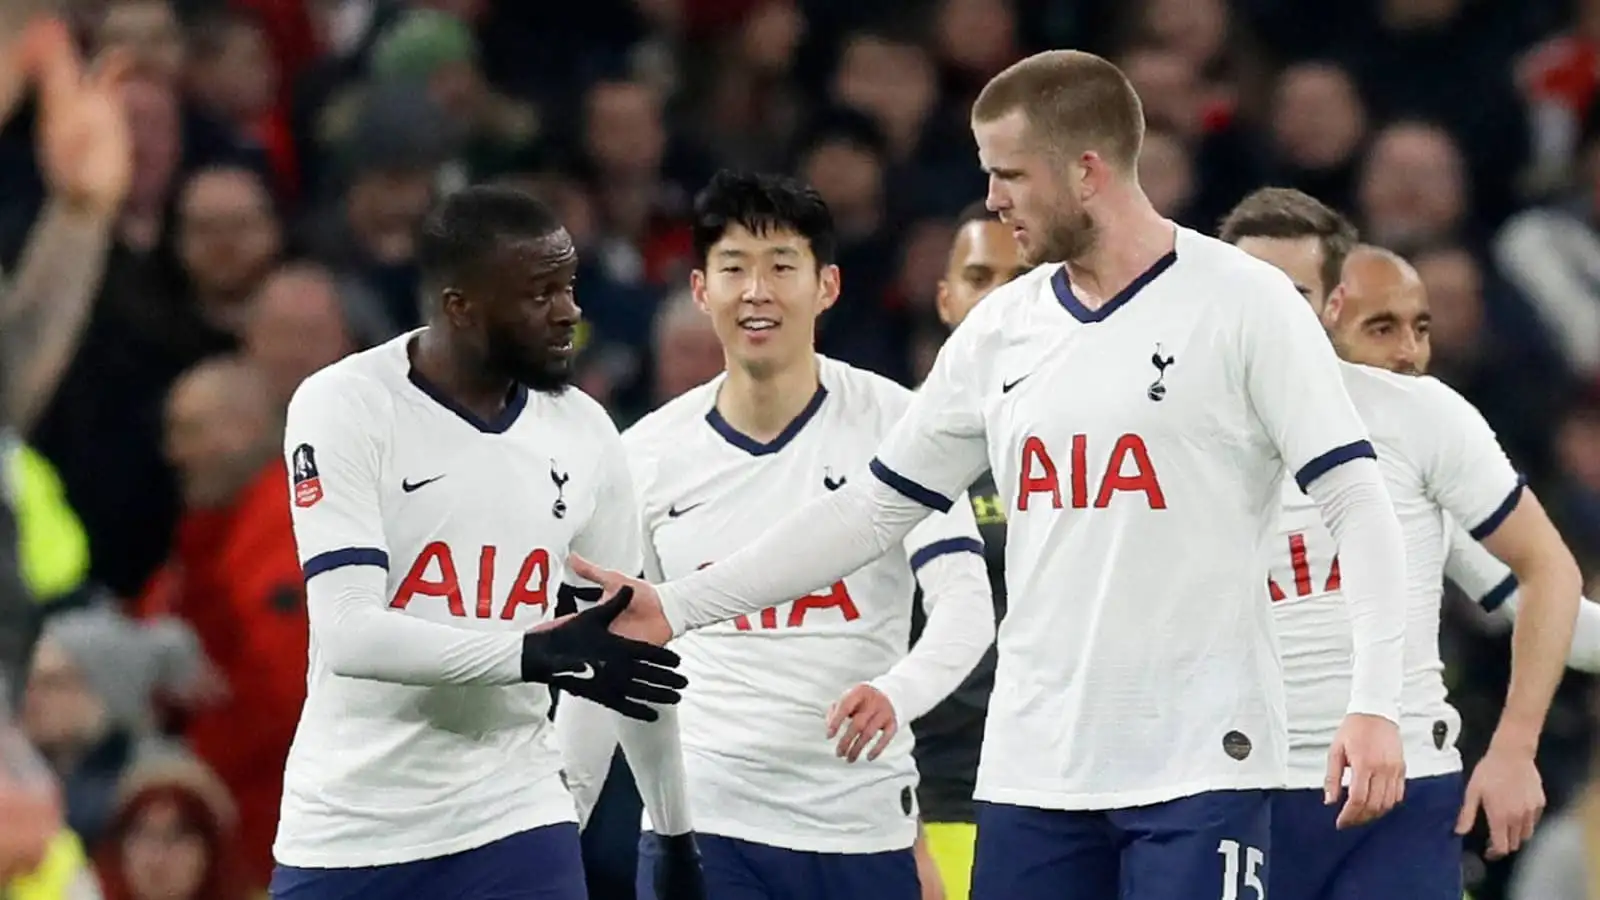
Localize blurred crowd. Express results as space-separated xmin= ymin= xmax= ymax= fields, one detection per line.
xmin=8 ymin=0 xmax=1600 ymax=897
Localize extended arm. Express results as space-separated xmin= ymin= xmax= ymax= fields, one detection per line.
xmin=0 ymin=201 xmax=111 ymax=434
xmin=1420 ymin=378 xmax=1581 ymax=750
xmin=872 ymin=507 xmax=994 ymax=722
xmin=305 ymin=565 xmax=524 ymax=685
xmin=1444 ymin=523 xmax=1600 ymax=671
xmin=1475 ymin=490 xmax=1581 ymax=750
xmin=657 ymin=475 xmax=934 ymax=634
xmin=658 ymin=327 xmax=993 ymax=637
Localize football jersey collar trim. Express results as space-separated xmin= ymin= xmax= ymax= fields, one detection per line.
xmin=1051 ymin=249 xmax=1179 ymax=324
xmin=705 ymin=383 xmax=829 ymax=457
xmin=406 ymin=366 xmax=529 ymax=434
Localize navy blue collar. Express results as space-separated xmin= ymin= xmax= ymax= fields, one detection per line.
xmin=1052 ymin=249 xmax=1178 ymax=323
xmin=407 ymin=366 xmax=529 ymax=434
xmin=706 ymin=383 xmax=828 ymax=456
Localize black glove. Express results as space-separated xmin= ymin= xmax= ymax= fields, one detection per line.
xmin=522 ymin=586 xmax=686 ymax=721
xmin=653 ymin=832 xmax=707 ymax=900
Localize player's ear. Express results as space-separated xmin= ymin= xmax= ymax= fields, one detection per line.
xmin=689 ymin=269 xmax=712 ymax=314
xmin=1323 ymin=283 xmax=1346 ymax=326
xmin=438 ymin=287 xmax=470 ymax=325
xmin=817 ymin=264 xmax=841 ymax=313
xmin=935 ymin=279 xmax=954 ymax=327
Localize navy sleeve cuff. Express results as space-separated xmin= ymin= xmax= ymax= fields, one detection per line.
xmin=1294 ymin=440 xmax=1377 ymax=492
xmin=303 ymin=547 xmax=389 ymax=580
xmin=870 ymin=458 xmax=955 ymax=512
xmin=1468 ymin=476 xmax=1527 ymax=541
xmin=909 ymin=537 xmax=985 ymax=573
xmin=1479 ymin=573 xmax=1518 ymax=613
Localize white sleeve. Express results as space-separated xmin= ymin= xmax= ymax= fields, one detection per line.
xmin=656 ymin=467 xmax=933 ymax=635
xmin=1237 ymin=283 xmax=1407 ymax=722
xmin=287 ymin=374 xmax=523 ymax=685
xmin=871 ymin=320 xmax=992 ymax=511
xmin=1301 ymin=459 xmax=1408 ymax=721
xmin=1239 ymin=270 xmax=1377 ymax=487
xmin=1415 ymin=377 xmax=1526 ymax=540
xmin=868 ymin=493 xmax=994 ymax=722
xmin=569 ymin=426 xmax=691 ymax=836
xmin=1447 ymin=521 xmax=1600 ymax=672
xmin=654 ymin=329 xmax=991 ymax=635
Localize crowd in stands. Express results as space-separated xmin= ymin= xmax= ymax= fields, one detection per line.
xmin=10 ymin=0 xmax=1600 ymax=897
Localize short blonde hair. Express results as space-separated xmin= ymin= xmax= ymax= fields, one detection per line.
xmin=971 ymin=50 xmax=1145 ymax=171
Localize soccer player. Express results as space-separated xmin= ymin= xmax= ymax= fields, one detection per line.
xmin=272 ymin=186 xmax=701 ymax=900
xmin=1325 ymin=245 xmax=1600 ymax=670
xmin=915 ymin=201 xmax=1028 ymax=900
xmin=1219 ymin=187 xmax=1584 ymax=900
xmin=573 ymin=51 xmax=1413 ymax=900
xmin=559 ymin=171 xmax=996 ymax=900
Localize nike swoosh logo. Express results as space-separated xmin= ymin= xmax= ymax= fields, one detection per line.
xmin=824 ymin=476 xmax=846 ymax=491
xmin=667 ymin=502 xmax=704 ymax=518
xmin=1002 ymin=375 xmax=1031 ymax=393
xmin=557 ymin=664 xmax=595 ymax=680
xmin=401 ymin=475 xmax=445 ymax=493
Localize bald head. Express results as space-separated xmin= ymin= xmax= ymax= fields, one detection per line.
xmin=1327 ymin=244 xmax=1431 ymax=374
xmin=165 ymin=358 xmax=278 ymax=507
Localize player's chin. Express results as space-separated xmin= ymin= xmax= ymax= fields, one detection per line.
xmin=521 ymin=357 xmax=574 ymax=394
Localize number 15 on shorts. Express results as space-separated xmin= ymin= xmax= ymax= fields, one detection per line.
xmin=1218 ymin=839 xmax=1264 ymax=900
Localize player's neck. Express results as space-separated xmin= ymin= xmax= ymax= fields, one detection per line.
xmin=717 ymin=354 xmax=821 ymax=442
xmin=1063 ymin=193 xmax=1175 ymax=311
xmin=411 ymin=329 xmax=515 ymax=421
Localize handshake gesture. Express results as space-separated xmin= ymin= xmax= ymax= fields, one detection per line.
xmin=521 ymin=586 xmax=686 ymax=721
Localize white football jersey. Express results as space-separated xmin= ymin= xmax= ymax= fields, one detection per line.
xmin=872 ymin=227 xmax=1375 ymax=809
xmin=1270 ymin=364 xmax=1522 ymax=787
xmin=625 ymin=357 xmax=984 ymax=853
xmin=277 ymin=332 xmax=641 ymax=867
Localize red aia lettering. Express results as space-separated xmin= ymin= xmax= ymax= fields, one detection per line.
xmin=733 ymin=581 xmax=860 ymax=631
xmin=1267 ymin=531 xmax=1341 ymax=602
xmin=392 ymin=542 xmax=551 ymax=618
xmin=693 ymin=562 xmax=860 ymax=631
xmin=1016 ymin=433 xmax=1166 ymax=511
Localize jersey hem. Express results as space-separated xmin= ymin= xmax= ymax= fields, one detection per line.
xmin=662 ymin=817 xmax=918 ymax=855
xmin=973 ymin=772 xmax=1284 ymax=811
xmin=273 ymin=802 xmax=576 ymax=868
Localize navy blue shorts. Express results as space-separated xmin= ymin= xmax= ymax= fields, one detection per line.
xmin=269 ymin=823 xmax=587 ymax=900
xmin=1269 ymin=772 xmax=1464 ymax=900
xmin=971 ymin=790 xmax=1271 ymax=900
xmin=635 ymin=832 xmax=919 ymax=900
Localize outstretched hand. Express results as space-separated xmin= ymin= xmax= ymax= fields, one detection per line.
xmin=524 ymin=587 xmax=685 ymax=721
xmin=568 ymin=554 xmax=674 ymax=646
xmin=29 ymin=21 xmax=132 ymax=219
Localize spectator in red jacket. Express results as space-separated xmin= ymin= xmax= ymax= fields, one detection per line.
xmin=136 ymin=358 xmax=307 ymax=886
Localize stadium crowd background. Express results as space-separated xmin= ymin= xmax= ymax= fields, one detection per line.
xmin=7 ymin=0 xmax=1600 ymax=897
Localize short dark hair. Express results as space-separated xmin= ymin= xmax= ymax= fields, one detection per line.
xmin=691 ymin=170 xmax=837 ymax=269
xmin=417 ymin=185 xmax=563 ymax=290
xmin=1218 ymin=188 xmax=1358 ymax=297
